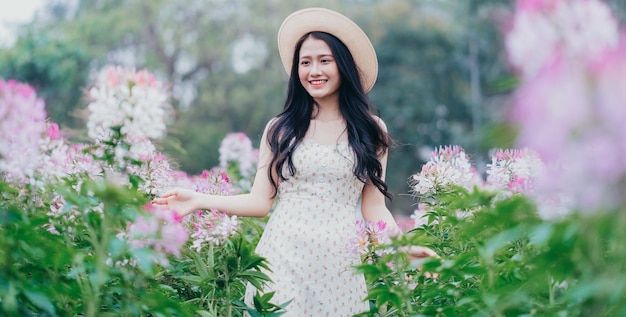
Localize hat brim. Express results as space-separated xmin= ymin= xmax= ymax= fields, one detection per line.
xmin=277 ymin=7 xmax=378 ymax=93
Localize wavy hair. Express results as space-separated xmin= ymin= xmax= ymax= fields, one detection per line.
xmin=267 ymin=31 xmax=392 ymax=199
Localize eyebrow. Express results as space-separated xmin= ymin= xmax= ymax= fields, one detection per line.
xmin=299 ymin=53 xmax=334 ymax=59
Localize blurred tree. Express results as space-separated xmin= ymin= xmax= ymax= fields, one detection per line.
xmin=371 ymin=25 xmax=471 ymax=211
xmin=362 ymin=0 xmax=515 ymax=213
xmin=0 ymin=32 xmax=91 ymax=129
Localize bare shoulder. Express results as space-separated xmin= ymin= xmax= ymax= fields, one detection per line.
xmin=262 ymin=116 xmax=280 ymax=136
xmin=266 ymin=116 xmax=280 ymax=130
xmin=371 ymin=115 xmax=388 ymax=132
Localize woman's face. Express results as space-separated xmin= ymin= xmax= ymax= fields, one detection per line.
xmin=298 ymin=37 xmax=342 ymax=102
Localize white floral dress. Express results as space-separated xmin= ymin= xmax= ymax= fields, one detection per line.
xmin=245 ymin=138 xmax=369 ymax=316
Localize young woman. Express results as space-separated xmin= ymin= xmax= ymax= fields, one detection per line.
xmin=154 ymin=7 xmax=437 ymax=316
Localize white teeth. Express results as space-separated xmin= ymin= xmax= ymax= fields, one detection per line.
xmin=310 ymin=80 xmax=327 ymax=85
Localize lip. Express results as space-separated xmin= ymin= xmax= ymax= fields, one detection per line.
xmin=309 ymin=79 xmax=328 ymax=87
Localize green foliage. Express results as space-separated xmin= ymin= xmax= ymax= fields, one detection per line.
xmin=0 ymin=178 xmax=196 ymax=317
xmin=0 ymin=184 xmax=77 ymax=316
xmin=0 ymin=178 xmax=282 ymax=316
xmin=160 ymin=224 xmax=286 ymax=316
xmin=356 ymin=187 xmax=626 ymax=316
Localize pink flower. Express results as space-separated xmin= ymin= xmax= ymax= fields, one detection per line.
xmin=107 ymin=68 xmax=119 ymax=86
xmin=218 ymin=132 xmax=259 ymax=178
xmin=516 ymin=0 xmax=563 ymax=12
xmin=0 ymin=79 xmax=47 ymax=181
xmin=507 ymin=1 xmax=626 ymax=211
xmin=386 ymin=261 xmax=395 ymax=270
xmin=511 ymin=58 xmax=589 ymax=162
xmin=188 ymin=210 xmax=239 ymax=251
xmin=122 ymin=204 xmax=189 ymax=265
xmin=506 ymin=0 xmax=619 ymax=78
xmin=486 ymin=148 xmax=543 ymax=194
xmin=193 ymin=169 xmax=235 ymax=196
xmin=46 ymin=122 xmax=60 ymax=140
xmin=346 ymin=221 xmax=370 ymax=256
xmin=347 ymin=220 xmax=392 ymax=260
xmin=124 ymin=138 xmax=174 ymax=195
xmin=170 ymin=169 xmax=240 ymax=251
xmin=165 ymin=170 xmax=196 ymax=191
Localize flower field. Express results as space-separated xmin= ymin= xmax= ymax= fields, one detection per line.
xmin=2 ymin=0 xmax=626 ymax=316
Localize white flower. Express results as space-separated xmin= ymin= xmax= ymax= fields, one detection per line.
xmin=409 ymin=145 xmax=477 ymax=197
xmin=86 ymin=66 xmax=170 ymax=142
xmin=218 ymin=132 xmax=259 ymax=178
xmin=188 ymin=211 xmax=239 ymax=251
xmin=410 ymin=203 xmax=435 ymax=228
xmin=486 ymin=148 xmax=543 ymax=193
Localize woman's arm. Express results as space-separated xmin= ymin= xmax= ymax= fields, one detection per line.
xmin=153 ymin=121 xmax=277 ymax=218
xmin=360 ymin=117 xmax=438 ymax=259
xmin=359 ymin=140 xmax=401 ymax=236
xmin=360 ymin=116 xmax=401 ymax=234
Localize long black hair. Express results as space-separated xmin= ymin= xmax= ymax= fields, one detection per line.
xmin=267 ymin=31 xmax=392 ymax=200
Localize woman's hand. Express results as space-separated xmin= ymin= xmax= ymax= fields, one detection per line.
xmin=153 ymin=188 xmax=201 ymax=217
xmin=402 ymin=245 xmax=439 ymax=261
xmin=399 ymin=245 xmax=439 ymax=279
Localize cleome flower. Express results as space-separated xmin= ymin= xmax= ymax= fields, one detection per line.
xmin=218 ymin=132 xmax=259 ymax=179
xmin=189 ymin=210 xmax=240 ymax=251
xmin=486 ymin=148 xmax=543 ymax=194
xmin=119 ymin=203 xmax=189 ymax=266
xmin=192 ymin=168 xmax=236 ymax=196
xmin=185 ymin=169 xmax=240 ymax=251
xmin=409 ymin=145 xmax=478 ymax=197
xmin=0 ymin=79 xmax=47 ymax=181
xmin=86 ymin=66 xmax=170 ymax=143
xmin=506 ymin=0 xmax=619 ymax=78
xmin=508 ymin=0 xmax=626 ymax=211
xmin=347 ymin=220 xmax=392 ymax=262
xmin=124 ymin=137 xmax=174 ymax=195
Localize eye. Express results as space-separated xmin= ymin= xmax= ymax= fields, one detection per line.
xmin=300 ymin=60 xmax=310 ymax=66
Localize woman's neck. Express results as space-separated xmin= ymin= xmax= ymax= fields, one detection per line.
xmin=312 ymin=98 xmax=342 ymax=122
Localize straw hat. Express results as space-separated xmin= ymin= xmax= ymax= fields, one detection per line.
xmin=277 ymin=7 xmax=378 ymax=93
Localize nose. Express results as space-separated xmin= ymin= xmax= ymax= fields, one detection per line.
xmin=310 ymin=62 xmax=322 ymax=75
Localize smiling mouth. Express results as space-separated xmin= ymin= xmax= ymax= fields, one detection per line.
xmin=309 ymin=79 xmax=327 ymax=85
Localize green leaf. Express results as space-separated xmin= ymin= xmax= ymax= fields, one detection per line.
xmin=177 ymin=275 xmax=204 ymax=285
xmin=252 ymin=293 xmax=264 ymax=312
xmin=479 ymin=227 xmax=524 ymax=261
xmin=528 ymin=223 xmax=553 ymax=247
xmin=239 ymin=270 xmax=270 ymax=282
xmin=196 ymin=310 xmax=215 ymax=317
xmin=189 ymin=250 xmax=211 ymax=279
xmin=23 ymin=290 xmax=56 ymax=315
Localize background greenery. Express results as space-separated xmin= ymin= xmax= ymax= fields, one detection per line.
xmin=2 ymin=0 xmax=625 ymax=214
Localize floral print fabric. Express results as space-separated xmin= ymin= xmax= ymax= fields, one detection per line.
xmin=245 ymin=139 xmax=368 ymax=316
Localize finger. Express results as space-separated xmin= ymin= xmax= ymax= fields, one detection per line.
xmin=152 ymin=197 xmax=168 ymax=205
xmin=407 ymin=246 xmax=439 ymax=258
xmin=159 ymin=190 xmax=178 ymax=198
